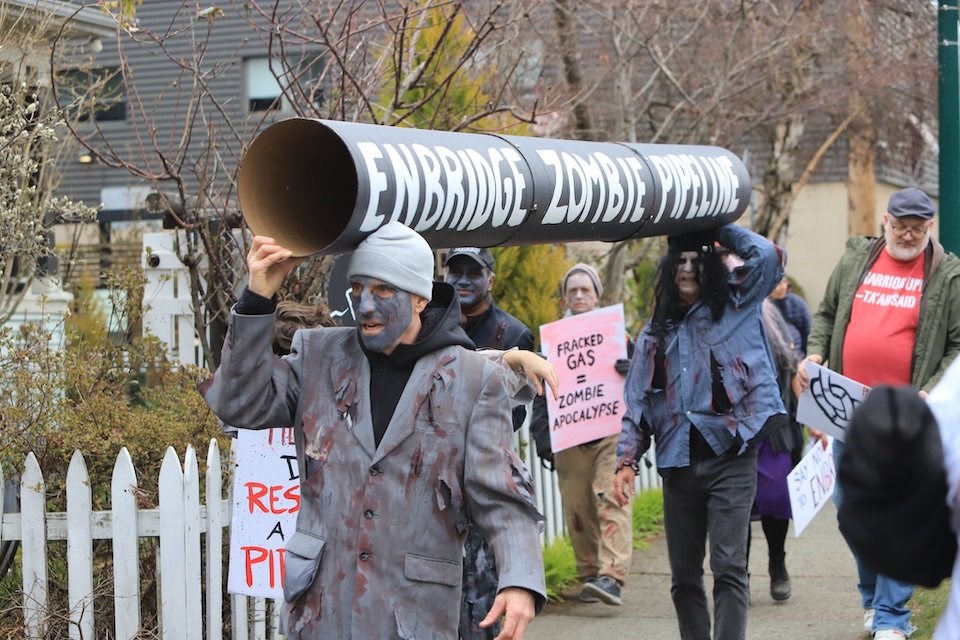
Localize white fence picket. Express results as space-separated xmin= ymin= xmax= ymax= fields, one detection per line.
xmin=270 ymin=601 xmax=281 ymax=638
xmin=158 ymin=447 xmax=187 ymax=640
xmin=67 ymin=451 xmax=95 ymax=640
xmin=183 ymin=446 xmax=203 ymax=640
xmin=21 ymin=452 xmax=48 ymax=640
xmin=206 ymin=440 xmax=224 ymax=640
xmin=252 ymin=598 xmax=267 ymax=639
xmin=112 ymin=447 xmax=141 ymax=639
xmin=232 ymin=594 xmax=249 ymax=640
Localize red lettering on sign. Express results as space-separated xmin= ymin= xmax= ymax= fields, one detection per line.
xmin=245 ymin=482 xmax=300 ymax=514
xmin=242 ymin=546 xmax=288 ymax=589
xmin=284 ymin=485 xmax=300 ymax=513
xmin=245 ymin=482 xmax=269 ymax=513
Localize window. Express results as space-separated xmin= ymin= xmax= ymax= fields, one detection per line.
xmin=244 ymin=55 xmax=324 ymax=114
xmin=59 ymin=66 xmax=126 ymax=122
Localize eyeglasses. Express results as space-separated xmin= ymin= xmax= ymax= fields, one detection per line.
xmin=887 ymin=219 xmax=929 ymax=238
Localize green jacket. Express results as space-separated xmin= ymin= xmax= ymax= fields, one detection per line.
xmin=807 ymin=236 xmax=960 ymax=392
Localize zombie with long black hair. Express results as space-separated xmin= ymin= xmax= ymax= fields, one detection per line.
xmin=614 ymin=224 xmax=786 ymax=640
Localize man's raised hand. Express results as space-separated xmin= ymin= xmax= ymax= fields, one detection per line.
xmin=246 ymin=236 xmax=304 ymax=299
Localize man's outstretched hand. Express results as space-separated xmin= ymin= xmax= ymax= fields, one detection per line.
xmin=479 ymin=587 xmax=535 ymax=639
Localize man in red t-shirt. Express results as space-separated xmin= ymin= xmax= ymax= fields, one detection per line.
xmin=798 ymin=187 xmax=960 ymax=640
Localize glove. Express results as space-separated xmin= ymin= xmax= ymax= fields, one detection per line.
xmin=614 ymin=358 xmax=631 ymax=376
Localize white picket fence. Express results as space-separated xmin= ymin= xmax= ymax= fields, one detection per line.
xmin=0 ymin=435 xmax=659 ymax=639
xmin=0 ymin=442 xmax=225 ymax=639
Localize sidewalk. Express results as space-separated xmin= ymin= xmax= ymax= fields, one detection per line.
xmin=526 ymin=501 xmax=868 ymax=640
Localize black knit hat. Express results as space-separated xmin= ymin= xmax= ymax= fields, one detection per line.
xmin=667 ymin=229 xmax=716 ymax=254
xmin=838 ymin=386 xmax=955 ymax=587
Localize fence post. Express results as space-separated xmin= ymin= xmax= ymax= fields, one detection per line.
xmin=183 ymin=446 xmax=203 ymax=640
xmin=158 ymin=447 xmax=187 ymax=640
xmin=142 ymin=231 xmax=201 ymax=366
xmin=21 ymin=453 xmax=48 ymax=639
xmin=206 ymin=440 xmax=224 ymax=640
xmin=112 ymin=448 xmax=141 ymax=639
xmin=67 ymin=451 xmax=95 ymax=640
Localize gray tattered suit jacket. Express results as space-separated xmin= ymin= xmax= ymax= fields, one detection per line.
xmin=203 ymin=312 xmax=546 ymax=639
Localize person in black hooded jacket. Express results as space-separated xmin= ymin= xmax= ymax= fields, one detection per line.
xmin=443 ymin=246 xmax=537 ymax=639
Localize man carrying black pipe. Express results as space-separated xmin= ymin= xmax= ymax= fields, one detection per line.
xmin=614 ymin=225 xmax=786 ymax=640
xmin=202 ymin=222 xmax=549 ymax=639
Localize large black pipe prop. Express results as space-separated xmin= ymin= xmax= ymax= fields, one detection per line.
xmin=238 ymin=119 xmax=751 ymax=256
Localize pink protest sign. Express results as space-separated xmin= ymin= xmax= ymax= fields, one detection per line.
xmin=539 ymin=304 xmax=629 ymax=453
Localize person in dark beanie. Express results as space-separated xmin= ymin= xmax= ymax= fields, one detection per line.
xmin=443 ymin=246 xmax=535 ymax=640
xmin=615 ymin=223 xmax=786 ymax=640
xmin=838 ymin=385 xmax=955 ymax=590
xmin=922 ymin=357 xmax=960 ymax=638
xmin=837 ymin=354 xmax=960 ymax=638
xmin=201 ymin=222 xmax=551 ymax=640
xmin=797 ymin=186 xmax=960 ymax=640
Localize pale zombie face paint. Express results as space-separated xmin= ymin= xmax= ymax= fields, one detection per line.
xmin=350 ymin=276 xmax=415 ymax=354
xmin=444 ymin=256 xmax=491 ymax=308
xmin=675 ymin=251 xmax=702 ymax=305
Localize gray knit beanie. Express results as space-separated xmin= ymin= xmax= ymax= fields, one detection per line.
xmin=563 ymin=263 xmax=603 ymax=298
xmin=347 ymin=221 xmax=435 ymax=301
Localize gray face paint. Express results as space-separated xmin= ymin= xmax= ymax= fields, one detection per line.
xmin=350 ymin=275 xmax=414 ymax=353
xmin=443 ymin=256 xmax=490 ymax=308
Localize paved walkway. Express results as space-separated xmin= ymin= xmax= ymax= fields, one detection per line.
xmin=526 ymin=502 xmax=869 ymax=640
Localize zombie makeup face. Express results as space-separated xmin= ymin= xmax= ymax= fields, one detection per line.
xmin=350 ymin=276 xmax=418 ymax=354
xmin=443 ymin=256 xmax=492 ymax=309
xmin=675 ymin=251 xmax=702 ymax=305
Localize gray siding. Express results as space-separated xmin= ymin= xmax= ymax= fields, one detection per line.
xmin=58 ymin=1 xmax=302 ymax=208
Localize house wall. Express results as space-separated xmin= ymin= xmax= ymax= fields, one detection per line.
xmin=58 ymin=2 xmax=300 ymax=207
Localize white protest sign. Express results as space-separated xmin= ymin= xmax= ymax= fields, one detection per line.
xmin=796 ymin=361 xmax=871 ymax=443
xmin=228 ymin=427 xmax=300 ymax=598
xmin=539 ymin=304 xmax=628 ymax=453
xmin=787 ymin=440 xmax=836 ymax=537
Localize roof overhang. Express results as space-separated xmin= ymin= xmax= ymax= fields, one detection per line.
xmin=0 ymin=0 xmax=116 ymax=40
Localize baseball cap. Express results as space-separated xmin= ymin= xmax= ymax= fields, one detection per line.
xmin=444 ymin=247 xmax=495 ymax=271
xmin=887 ymin=188 xmax=935 ymax=220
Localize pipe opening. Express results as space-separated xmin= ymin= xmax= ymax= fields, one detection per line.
xmin=239 ymin=119 xmax=357 ymax=256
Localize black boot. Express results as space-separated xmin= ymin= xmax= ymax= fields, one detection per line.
xmin=769 ymin=554 xmax=791 ymax=601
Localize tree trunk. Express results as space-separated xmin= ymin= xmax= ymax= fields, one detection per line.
xmin=757 ymin=116 xmax=805 ymax=242
xmin=847 ymin=95 xmax=877 ymax=237
xmin=553 ymin=0 xmax=594 ymax=138
xmin=846 ymin=2 xmax=877 ymax=238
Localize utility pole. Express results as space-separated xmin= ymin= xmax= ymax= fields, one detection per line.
xmin=940 ymin=0 xmax=960 ymax=253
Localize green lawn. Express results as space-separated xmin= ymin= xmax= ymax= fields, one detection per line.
xmin=542 ymin=488 xmax=664 ymax=601
xmin=909 ymin=581 xmax=950 ymax=639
